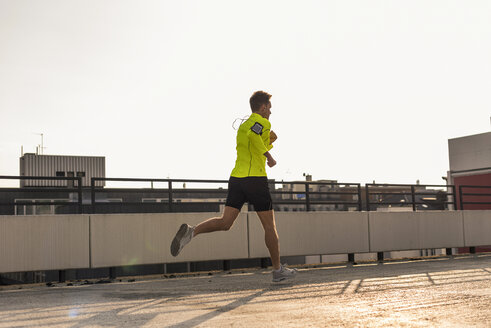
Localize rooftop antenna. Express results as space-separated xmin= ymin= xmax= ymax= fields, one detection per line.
xmin=34 ymin=133 xmax=46 ymax=155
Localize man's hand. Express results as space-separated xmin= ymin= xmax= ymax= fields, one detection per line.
xmin=264 ymin=151 xmax=277 ymax=168
xmin=270 ymin=130 xmax=277 ymax=144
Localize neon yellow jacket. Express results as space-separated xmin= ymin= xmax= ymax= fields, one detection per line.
xmin=231 ymin=113 xmax=273 ymax=177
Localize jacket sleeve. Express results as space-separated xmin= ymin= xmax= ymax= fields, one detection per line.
xmin=264 ymin=129 xmax=273 ymax=151
xmin=247 ymin=129 xmax=270 ymax=155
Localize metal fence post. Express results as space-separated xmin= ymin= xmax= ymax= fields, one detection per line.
xmin=305 ymin=183 xmax=311 ymax=212
xmin=377 ymin=252 xmax=384 ymax=262
xmin=77 ymin=177 xmax=83 ymax=214
xmin=91 ymin=178 xmax=96 ymax=214
xmin=459 ymin=185 xmax=464 ymax=210
xmin=260 ymin=258 xmax=270 ymax=268
xmin=411 ymin=185 xmax=416 ymax=211
xmin=357 ymin=185 xmax=362 ymax=211
xmin=168 ymin=180 xmax=173 ymax=212
xmin=59 ymin=270 xmax=66 ymax=283
xmin=451 ymin=185 xmax=457 ymax=210
xmin=109 ymin=267 xmax=117 ymax=279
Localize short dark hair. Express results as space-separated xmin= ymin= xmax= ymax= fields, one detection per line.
xmin=249 ymin=91 xmax=272 ymax=112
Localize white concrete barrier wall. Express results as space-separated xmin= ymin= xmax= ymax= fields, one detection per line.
xmin=0 ymin=215 xmax=90 ymax=273
xmin=369 ymin=211 xmax=465 ymax=252
xmin=2 ymin=211 xmax=490 ymax=273
xmin=248 ymin=212 xmax=370 ymax=258
xmin=90 ymin=213 xmax=249 ymax=268
xmin=463 ymin=210 xmax=491 ymax=247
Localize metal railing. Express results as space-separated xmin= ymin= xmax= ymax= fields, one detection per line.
xmin=90 ymin=178 xmax=362 ymax=213
xmin=365 ymin=183 xmax=457 ymax=211
xmin=2 ymin=174 xmax=491 ymax=214
xmin=459 ymin=185 xmax=491 ymax=210
xmin=0 ymin=176 xmax=83 ymax=214
xmin=90 ymin=177 xmax=229 ymax=214
xmin=271 ymin=181 xmax=362 ymax=211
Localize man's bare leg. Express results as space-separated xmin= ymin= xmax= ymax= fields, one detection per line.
xmin=256 ymin=209 xmax=281 ymax=270
xmin=171 ymin=206 xmax=240 ymax=257
xmin=193 ymin=206 xmax=241 ymax=236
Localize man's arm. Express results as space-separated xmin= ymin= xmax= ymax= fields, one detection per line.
xmin=264 ymin=151 xmax=276 ymax=168
xmin=247 ymin=126 xmax=270 ymax=155
xmin=269 ymin=131 xmax=277 ymax=144
xmin=248 ymin=122 xmax=277 ymax=167
xmin=248 ymin=132 xmax=276 ymax=167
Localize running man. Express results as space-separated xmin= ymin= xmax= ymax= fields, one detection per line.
xmin=170 ymin=91 xmax=297 ymax=282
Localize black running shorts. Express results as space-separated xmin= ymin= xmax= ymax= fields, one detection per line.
xmin=225 ymin=176 xmax=273 ymax=212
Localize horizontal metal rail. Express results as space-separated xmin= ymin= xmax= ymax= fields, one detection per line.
xmin=90 ymin=178 xmax=362 ymax=213
xmin=271 ymin=190 xmax=359 ymax=195
xmin=459 ymin=185 xmax=491 ymax=210
xmin=0 ymin=201 xmax=77 ymax=206
xmin=0 ymin=187 xmax=83 ymax=193
xmin=0 ymin=176 xmax=83 ymax=214
xmin=0 ymin=175 xmax=81 ymax=181
xmin=2 ymin=175 xmax=490 ymax=214
xmin=96 ymin=188 xmax=228 ymax=194
xmin=92 ymin=177 xmax=229 ymax=184
xmin=366 ymin=183 xmax=456 ymax=212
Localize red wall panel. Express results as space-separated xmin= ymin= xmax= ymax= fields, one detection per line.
xmin=454 ymin=173 xmax=491 ymax=210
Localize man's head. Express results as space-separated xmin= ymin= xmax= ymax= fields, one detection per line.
xmin=249 ymin=91 xmax=272 ymax=120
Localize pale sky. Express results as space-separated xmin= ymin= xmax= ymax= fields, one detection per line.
xmin=1 ymin=0 xmax=490 ymax=187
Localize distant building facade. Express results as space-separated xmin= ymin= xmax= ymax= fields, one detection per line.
xmin=448 ymin=131 xmax=491 ymax=210
xmin=448 ymin=131 xmax=491 ymax=254
xmin=20 ymin=153 xmax=105 ymax=188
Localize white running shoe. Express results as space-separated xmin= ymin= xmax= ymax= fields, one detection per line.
xmin=170 ymin=224 xmax=194 ymax=257
xmin=272 ymin=264 xmax=297 ymax=282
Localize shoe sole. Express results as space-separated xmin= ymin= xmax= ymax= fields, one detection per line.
xmin=272 ymin=277 xmax=286 ymax=282
xmin=272 ymin=273 xmax=296 ymax=283
xmin=171 ymin=224 xmax=188 ymax=257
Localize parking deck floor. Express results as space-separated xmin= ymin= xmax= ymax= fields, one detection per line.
xmin=1 ymin=254 xmax=491 ymax=327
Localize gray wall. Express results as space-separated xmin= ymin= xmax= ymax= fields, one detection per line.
xmin=90 ymin=213 xmax=249 ymax=267
xmin=249 ymin=212 xmax=369 ymax=257
xmin=369 ymin=211 xmax=465 ymax=251
xmin=448 ymin=131 xmax=491 ymax=173
xmin=1 ymin=211 xmax=490 ymax=273
xmin=463 ymin=210 xmax=491 ymax=246
xmin=0 ymin=215 xmax=90 ymax=272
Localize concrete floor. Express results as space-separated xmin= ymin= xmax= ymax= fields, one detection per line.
xmin=1 ymin=254 xmax=491 ymax=327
